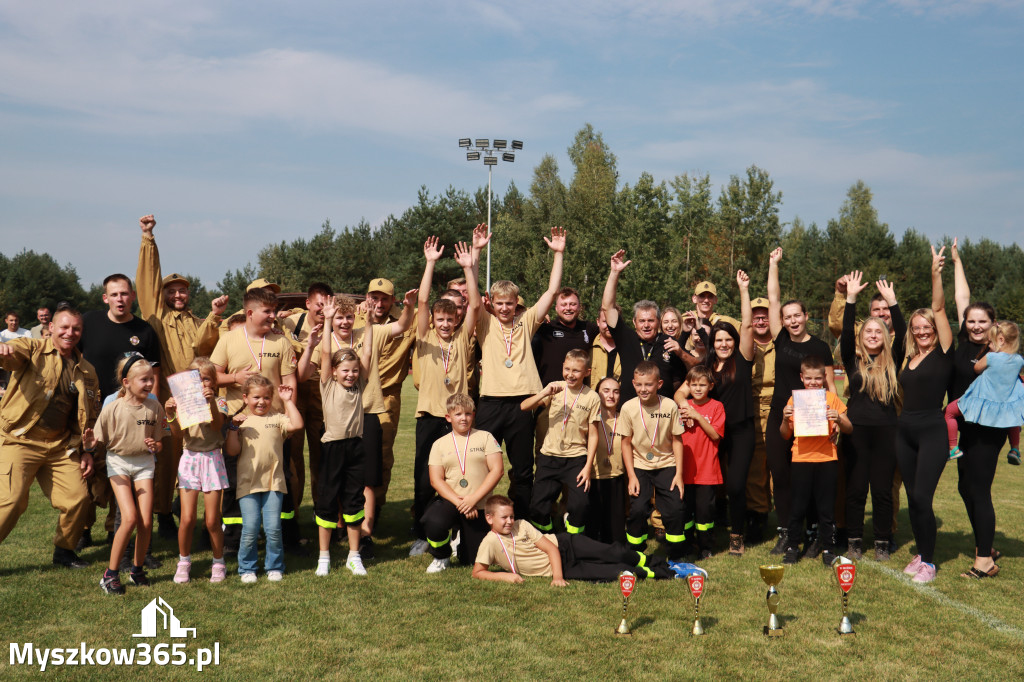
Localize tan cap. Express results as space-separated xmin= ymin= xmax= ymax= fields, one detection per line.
xmin=162 ymin=273 xmax=189 ymax=288
xmin=517 ymin=296 xmax=525 ymax=307
xmin=694 ymin=281 xmax=717 ymax=296
xmin=751 ymin=297 xmax=770 ymax=310
xmin=246 ymin=278 xmax=282 ymax=293
xmin=367 ymin=278 xmax=395 ymax=296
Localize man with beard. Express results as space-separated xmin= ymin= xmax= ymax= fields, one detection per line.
xmin=746 ymin=296 xmax=774 ymax=544
xmin=531 ymin=287 xmax=599 ymax=386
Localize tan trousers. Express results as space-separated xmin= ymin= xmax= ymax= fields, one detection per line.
xmin=289 ymin=381 xmax=324 ymax=507
xmin=374 ymin=389 xmax=402 ymax=506
xmin=0 ymin=438 xmax=91 ymax=550
xmin=746 ymin=410 xmax=773 ymax=514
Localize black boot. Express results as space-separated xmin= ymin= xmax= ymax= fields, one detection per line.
xmin=53 ymin=546 xmax=89 ymax=569
xmin=74 ymin=528 xmax=93 ymax=553
xmin=770 ymin=528 xmax=788 ymax=555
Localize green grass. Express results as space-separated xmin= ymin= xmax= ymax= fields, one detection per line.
xmin=3 ymin=381 xmax=1024 ymax=680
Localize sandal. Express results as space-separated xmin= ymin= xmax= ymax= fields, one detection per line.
xmin=961 ymin=564 xmax=1000 ymax=579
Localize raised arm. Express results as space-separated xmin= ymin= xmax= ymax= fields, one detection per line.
xmin=418 ymin=237 xmax=443 ymax=339
xmin=387 ymin=289 xmax=419 ymax=338
xmin=951 ymin=237 xmax=970 ymax=326
xmin=737 ymin=270 xmax=755 ymax=361
xmin=318 ymin=297 xmax=337 ymax=384
xmin=453 ymin=240 xmax=481 ymax=332
xmin=601 ymin=250 xmax=631 ymax=329
xmin=930 ymin=245 xmax=954 ymax=352
xmin=531 ymin=226 xmax=566 ymax=318
xmin=767 ymin=247 xmax=783 ymax=338
xmin=359 ymin=312 xmax=374 ymax=376
xmin=828 ymin=275 xmax=848 ymax=339
xmin=136 ymin=214 xmax=163 ymax=319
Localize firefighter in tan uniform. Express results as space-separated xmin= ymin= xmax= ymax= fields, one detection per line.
xmin=356 ymin=278 xmax=416 ymax=509
xmin=0 ymin=305 xmax=101 ymax=568
xmin=747 ymin=297 xmax=774 ymax=543
xmin=279 ymin=282 xmax=333 ymax=507
xmin=136 ymin=215 xmax=227 ymax=539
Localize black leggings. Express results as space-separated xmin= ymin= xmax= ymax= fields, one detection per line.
xmin=957 ymin=423 xmax=1005 ymax=559
xmin=765 ymin=411 xmax=794 ymax=528
xmin=722 ymin=419 xmax=756 ymax=534
xmin=844 ymin=423 xmax=898 ymax=541
xmin=896 ymin=410 xmax=948 ymax=564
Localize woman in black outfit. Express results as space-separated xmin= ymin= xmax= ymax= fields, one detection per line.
xmin=765 ymin=247 xmax=836 ymax=554
xmin=897 ymin=246 xmax=954 ymax=584
xmin=840 ymin=271 xmax=906 ymax=562
xmin=675 ymin=270 xmax=756 ymax=555
xmin=950 ymin=239 xmax=1003 ymax=579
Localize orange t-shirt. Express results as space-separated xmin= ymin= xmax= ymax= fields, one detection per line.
xmin=785 ymin=391 xmax=846 ymax=463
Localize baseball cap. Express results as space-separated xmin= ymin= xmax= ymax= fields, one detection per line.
xmin=246 ymin=278 xmax=282 ymax=293
xmin=694 ymin=281 xmax=717 ymax=296
xmin=751 ymin=297 xmax=770 ymax=310
xmin=161 ymin=273 xmax=189 ymax=288
xmin=367 ymin=278 xmax=395 ymax=296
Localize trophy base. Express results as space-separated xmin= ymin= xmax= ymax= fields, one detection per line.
xmin=763 ymin=626 xmax=785 ymax=637
xmin=691 ymin=621 xmax=705 ymax=636
xmin=615 ymin=619 xmax=631 ymax=636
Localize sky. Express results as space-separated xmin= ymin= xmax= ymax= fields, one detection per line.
xmin=1 ymin=0 xmax=1022 ymax=289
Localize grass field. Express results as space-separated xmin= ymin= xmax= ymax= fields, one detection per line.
xmin=3 ymin=381 xmax=1024 ymax=680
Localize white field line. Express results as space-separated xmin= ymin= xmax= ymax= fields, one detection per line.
xmin=862 ymin=560 xmax=1024 ymax=641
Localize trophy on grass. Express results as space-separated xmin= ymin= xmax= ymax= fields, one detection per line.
xmin=759 ymin=565 xmax=785 ymax=637
xmin=686 ymin=572 xmax=706 ymax=636
xmin=615 ymin=571 xmax=636 ymax=635
xmin=831 ymin=556 xmax=857 ymax=635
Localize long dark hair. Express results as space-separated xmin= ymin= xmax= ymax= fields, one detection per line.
xmin=707 ymin=321 xmax=741 ymax=387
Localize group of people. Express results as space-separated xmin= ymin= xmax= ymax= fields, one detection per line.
xmin=1 ymin=216 xmax=1021 ymax=591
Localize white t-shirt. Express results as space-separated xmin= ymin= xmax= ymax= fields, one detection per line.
xmin=0 ymin=328 xmax=31 ymax=342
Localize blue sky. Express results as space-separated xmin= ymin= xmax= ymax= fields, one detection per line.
xmin=1 ymin=1 xmax=1021 ymax=289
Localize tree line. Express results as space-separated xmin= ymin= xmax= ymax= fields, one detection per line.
xmin=3 ymin=124 xmax=1022 ymax=343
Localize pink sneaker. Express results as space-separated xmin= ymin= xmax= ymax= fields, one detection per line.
xmin=210 ymin=562 xmax=227 ymax=584
xmin=903 ymin=554 xmax=922 ymax=575
xmin=173 ymin=559 xmax=191 ymax=584
xmin=912 ymin=562 xmax=937 ymax=583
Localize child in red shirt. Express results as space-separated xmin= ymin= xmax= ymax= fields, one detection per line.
xmin=679 ymin=366 xmax=726 ymax=559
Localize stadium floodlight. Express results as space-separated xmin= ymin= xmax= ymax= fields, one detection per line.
xmin=458 ymin=136 xmax=524 ymax=291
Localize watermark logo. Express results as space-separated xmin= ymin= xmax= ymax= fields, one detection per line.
xmin=134 ymin=598 xmax=196 ymax=638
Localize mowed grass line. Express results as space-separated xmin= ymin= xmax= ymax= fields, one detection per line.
xmin=2 ymin=381 xmax=1024 ymax=680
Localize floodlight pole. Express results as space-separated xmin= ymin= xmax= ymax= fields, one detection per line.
xmin=486 ymin=163 xmax=492 ymax=292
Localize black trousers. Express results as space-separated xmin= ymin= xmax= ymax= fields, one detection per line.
xmin=626 ymin=467 xmax=685 ymax=560
xmin=844 ymin=423 xmax=898 ymax=541
xmin=421 ymin=498 xmax=489 ymax=563
xmin=314 ymin=438 xmax=366 ymax=528
xmin=722 ymin=419 xmax=756 ymax=534
xmin=413 ymin=415 xmax=451 ymax=539
xmin=765 ymin=411 xmax=794 ymax=528
xmin=684 ymin=484 xmax=717 ymax=552
xmin=530 ymin=454 xmax=589 ymax=533
xmin=787 ymin=459 xmax=838 ymax=552
xmin=958 ymin=422 xmax=1006 ymax=559
xmin=896 ymin=410 xmax=947 ymax=564
xmin=556 ymin=533 xmax=673 ymax=581
xmin=585 ymin=475 xmax=627 ymax=544
xmin=476 ymin=395 xmax=535 ymax=518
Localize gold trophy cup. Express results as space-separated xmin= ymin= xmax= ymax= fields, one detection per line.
xmin=686 ymin=573 xmax=706 ymax=636
xmin=831 ymin=556 xmax=857 ymax=635
xmin=615 ymin=571 xmax=636 ymax=635
xmin=759 ymin=565 xmax=785 ymax=637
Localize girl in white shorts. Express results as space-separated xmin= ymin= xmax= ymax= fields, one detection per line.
xmin=165 ymin=357 xmax=230 ymax=584
xmin=84 ymin=353 xmax=164 ymax=595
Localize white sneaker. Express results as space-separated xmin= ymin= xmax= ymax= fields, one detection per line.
xmin=409 ymin=539 xmax=430 ymax=557
xmin=315 ymin=559 xmax=330 ymax=577
xmin=267 ymin=570 xmax=283 ymax=582
xmin=426 ymin=557 xmax=450 ymax=574
xmin=450 ymin=531 xmax=461 ymax=557
xmin=346 ymin=555 xmax=367 ymax=576
xmin=240 ymin=572 xmax=257 ymax=584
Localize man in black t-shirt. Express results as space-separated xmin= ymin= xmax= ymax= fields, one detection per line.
xmin=600 ymin=250 xmax=685 ymax=404
xmin=531 ymin=286 xmax=600 ymax=385
xmin=77 ymin=273 xmax=163 ymax=553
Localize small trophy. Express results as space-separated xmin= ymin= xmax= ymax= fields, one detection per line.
xmin=686 ymin=573 xmax=706 ymax=636
xmin=759 ymin=564 xmax=785 ymax=637
xmin=615 ymin=571 xmax=636 ymax=635
xmin=831 ymin=556 xmax=857 ymax=635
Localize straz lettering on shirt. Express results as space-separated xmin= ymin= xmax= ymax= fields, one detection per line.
xmin=260 ymin=352 xmax=281 ymax=358
xmin=470 ymin=445 xmax=487 ymax=453
xmin=647 ymin=412 xmax=674 ymax=419
xmin=136 ymin=419 xmax=157 ymax=426
xmin=265 ymin=423 xmax=282 ymax=430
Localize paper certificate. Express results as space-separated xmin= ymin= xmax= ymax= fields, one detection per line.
xmin=792 ymin=389 xmax=829 ymax=438
xmin=167 ymin=370 xmax=213 ymax=430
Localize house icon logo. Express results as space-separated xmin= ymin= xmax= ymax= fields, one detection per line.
xmin=132 ymin=597 xmax=197 ymax=638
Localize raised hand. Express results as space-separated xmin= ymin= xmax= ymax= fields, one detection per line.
xmin=307 ymin=323 xmax=323 ymax=348
xmin=846 ymin=270 xmax=868 ymax=298
xmin=876 ymin=278 xmax=897 ymax=306
xmin=322 ymin=295 xmax=338 ymax=323
xmin=277 ymin=384 xmax=295 ymax=403
xmin=544 ymin=226 xmax=566 ymax=253
xmin=769 ymin=247 xmax=783 ymax=264
xmin=139 ymin=214 xmax=156 ymax=235
xmin=424 ymin=236 xmax=444 ymax=262
xmin=472 ymin=223 xmax=492 ymax=250
xmin=736 ymin=270 xmax=750 ymax=289
xmin=453 ymin=241 xmax=473 ymax=269
xmin=931 ymin=245 xmax=946 ymax=274
xmin=609 ymin=249 xmax=632 ymax=273
xmin=211 ymin=294 xmax=229 ymax=316
xmin=835 ymin=274 xmax=849 ymax=295
xmin=402 ymin=289 xmax=419 ymax=307
xmin=951 ymin=236 xmax=960 ymax=264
